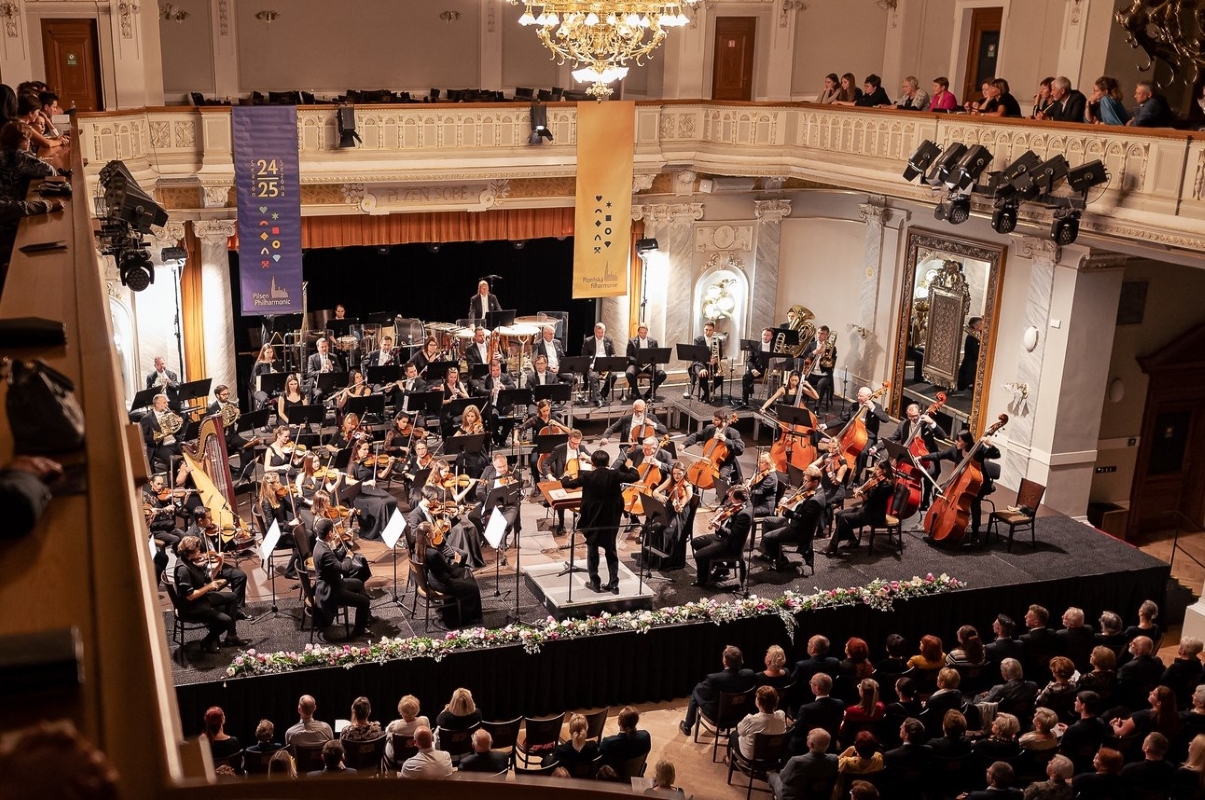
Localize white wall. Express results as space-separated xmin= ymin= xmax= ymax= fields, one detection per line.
xmin=160 ymin=0 xmax=214 ymax=99
xmin=791 ymin=4 xmax=889 ymax=98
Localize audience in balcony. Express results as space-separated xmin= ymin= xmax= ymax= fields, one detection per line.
xmin=15 ymin=92 xmax=60 ymax=153
xmin=284 ymin=694 xmax=332 ymax=747
xmin=818 ymin=73 xmax=842 ymax=104
xmin=339 ymin=696 xmax=382 ymax=742
xmin=1129 ymin=81 xmax=1175 ymax=128
xmin=459 ymin=729 xmax=509 ymax=774
xmin=890 ymin=76 xmax=930 ymax=111
xmin=201 ymin=706 xmax=242 ymax=761
xmin=1031 ymin=77 xmax=1057 ymax=118
xmin=930 ymin=77 xmax=959 ymax=112
xmin=967 ymin=79 xmax=1022 ymax=117
xmin=833 ymin=73 xmax=862 ymax=105
xmin=1034 ymin=76 xmax=1087 ymax=123
xmin=1086 ymin=77 xmax=1130 ymax=126
xmin=0 ymin=121 xmax=56 ymax=204
xmin=772 ymin=728 xmax=840 ymax=800
xmin=399 ymin=726 xmax=454 ymax=780
xmin=855 ymin=75 xmax=891 ymax=107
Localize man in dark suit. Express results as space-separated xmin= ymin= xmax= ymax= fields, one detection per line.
xmin=472 ymin=359 xmax=516 ymax=447
xmin=789 ymin=635 xmax=842 ymax=702
xmin=759 ymin=466 xmax=824 ymax=571
xmin=884 ymin=402 xmax=946 ymax=510
xmin=313 ymin=518 xmax=371 ymax=636
xmin=599 ymin=398 xmax=667 ymax=447
xmin=1116 ymin=635 xmax=1164 ymax=707
xmin=580 ymin=322 xmax=616 ymax=407
xmin=598 ymin=706 xmax=651 ymax=773
xmin=985 ymin=614 xmax=1024 ymax=666
xmin=678 ymin=645 xmax=757 ymax=735
xmin=363 ymin=335 xmax=397 ymax=369
xmin=523 ymin=354 xmax=564 ymax=389
xmin=468 ymin=279 xmax=502 ymax=321
xmin=883 ymin=717 xmax=934 ymax=789
xmin=541 ymin=428 xmax=591 ymax=535
xmin=977 ymin=658 xmax=1038 ymax=710
xmin=140 ymin=393 xmax=181 ymax=473
xmin=145 ymin=355 xmax=181 ymax=408
xmin=740 ymin=328 xmax=776 ymax=409
xmin=827 ymin=461 xmax=894 ymax=555
xmin=385 ymin=362 xmax=429 ymax=413
xmin=561 ymin=449 xmax=638 ymax=593
xmin=964 ymin=761 xmax=1024 ymax=800
xmin=820 ymin=384 xmax=889 ymax=480
xmin=1128 ymin=81 xmax=1174 ymax=128
xmin=681 ymin=411 xmax=744 ymax=484
xmin=1020 ymin=603 xmax=1060 ymax=682
xmin=463 ymin=326 xmax=492 ymax=369
xmin=1035 ymin=76 xmax=1087 ymax=122
xmin=771 ymin=728 xmax=839 ymax=800
xmin=624 ymin=323 xmax=666 ymax=401
xmin=533 ymin=326 xmax=571 ymax=383
xmin=1057 ymin=606 xmax=1096 ymax=672
xmin=1120 ymin=733 xmax=1177 ymax=795
xmin=1059 ymin=691 xmax=1107 ymax=772
xmin=467 ymin=453 xmax=522 ymax=559
xmin=690 ymin=486 xmax=752 ymax=588
xmin=458 ymin=729 xmax=510 ymax=774
xmin=790 ymin=674 xmax=845 ymax=753
xmin=687 ymin=321 xmax=724 ymax=403
xmin=305 ymin=338 xmax=344 ymax=403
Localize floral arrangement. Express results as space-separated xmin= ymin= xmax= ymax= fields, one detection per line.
xmin=225 ymin=573 xmax=964 ymax=678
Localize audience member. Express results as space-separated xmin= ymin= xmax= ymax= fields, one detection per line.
xmin=679 ymin=644 xmax=757 ymax=736
xmin=0 ymin=121 xmax=55 ymax=204
xmin=213 ymin=764 xmax=237 ymax=781
xmin=1036 ymin=656 xmax=1079 ymax=716
xmin=1022 ymin=605 xmax=1060 ymax=674
xmin=973 ymin=713 xmax=1022 ymax=762
xmin=384 ymin=694 xmax=429 ymax=771
xmin=757 ymin=644 xmax=793 ymax=689
xmin=1124 ymin=600 xmax=1161 ymax=644
xmin=1076 ymin=646 xmax=1118 ymax=696
xmin=876 ymin=634 xmax=910 ymax=680
xmin=267 ymin=749 xmax=297 ymax=779
xmin=1095 ymin=611 xmax=1128 ymax=650
xmin=1112 ymin=685 xmax=1179 ymax=740
xmin=980 ymin=658 xmax=1039 ymax=708
xmin=644 ymin=759 xmax=685 ymax=795
xmin=1035 ymin=77 xmax=1087 ymax=122
xmin=549 ymin=713 xmax=599 ymax=776
xmin=1176 ymin=685 xmax=1205 ymax=761
xmin=834 ymin=73 xmax=862 ymax=105
xmin=459 ymin=728 xmax=509 ymax=774
xmin=842 ymin=678 xmax=886 ymax=738
xmin=436 ymin=687 xmax=483 ymax=742
xmin=839 ymin=638 xmax=874 ymax=683
xmin=851 ymin=780 xmax=881 ymax=800
xmin=1071 ymin=747 xmax=1124 ymax=800
xmin=339 ymin=696 xmax=382 ymax=742
xmin=551 ymin=766 xmax=571 ymax=778
xmin=1120 ymin=732 xmax=1177 ymax=796
xmin=306 ymin=740 xmax=356 ymax=777
xmin=818 ymin=73 xmax=841 ymax=104
xmin=838 ymin=729 xmax=885 ymax=776
xmin=599 ymin=706 xmax=651 ymax=772
xmin=201 ymin=706 xmax=241 ymax=761
xmin=1059 ymin=691 xmax=1107 ymax=770
xmin=1019 ymin=708 xmax=1060 ymax=752
xmin=1173 ymin=734 xmax=1205 ymax=799
xmin=948 ymin=625 xmax=986 ymax=666
xmin=1128 ymin=81 xmax=1174 ymax=128
xmin=1087 ymin=77 xmax=1129 ymax=125
xmin=1161 ymin=636 xmax=1204 ymax=709
xmin=247 ymin=719 xmax=283 ymax=756
xmin=888 ymin=676 xmax=923 ymax=718
xmin=1057 ymin=607 xmax=1096 ymax=671
xmin=891 ymin=76 xmax=930 ymax=111
xmin=931 ymin=710 xmax=972 ymax=759
xmin=791 ymin=672 xmax=845 ymax=754
xmin=791 ymin=635 xmax=841 ymax=698
xmin=1116 ymin=636 xmax=1165 ymax=707
xmin=284 ymin=695 xmax=333 ymax=747
xmin=930 ymin=76 xmax=959 ymax=111
xmin=595 ymin=764 xmax=620 ymax=782
xmin=1031 ymin=77 xmax=1057 ymax=118
xmin=925 ymin=669 xmax=963 ymax=727
xmin=1022 ymin=754 xmax=1073 ymax=800
xmin=975 ymin=79 xmax=1022 ymax=116
xmin=771 ymin=728 xmax=840 ymax=800
xmin=399 ymin=726 xmax=454 ymax=780
xmin=733 ymin=685 xmax=787 ymax=758
xmin=962 ymin=760 xmax=1023 ymax=800
xmin=883 ymin=717 xmax=933 ymax=779
xmin=908 ymin=634 xmax=946 ymax=670
xmin=855 ymin=75 xmax=890 ymax=107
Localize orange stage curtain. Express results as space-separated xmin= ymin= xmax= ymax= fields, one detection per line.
xmin=180 ymin=225 xmax=206 ymax=380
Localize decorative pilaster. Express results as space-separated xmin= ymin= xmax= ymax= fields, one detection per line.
xmin=752 ymin=199 xmax=791 ymax=337
xmin=999 ymin=236 xmax=1060 ymax=489
xmin=479 ymin=0 xmax=503 ymax=91
xmin=210 ymin=0 xmax=240 ymax=101
xmin=193 ymin=220 xmax=238 ymax=396
xmin=852 ymin=199 xmax=890 ymax=383
xmin=630 ymin=203 xmax=704 ymax=350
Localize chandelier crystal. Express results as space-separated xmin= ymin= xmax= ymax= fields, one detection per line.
xmin=507 ymin=1 xmax=700 ymax=98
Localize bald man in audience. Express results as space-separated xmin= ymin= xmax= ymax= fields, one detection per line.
xmin=400 ymin=726 xmax=454 ymax=780
xmin=284 ymin=695 xmax=333 ymax=747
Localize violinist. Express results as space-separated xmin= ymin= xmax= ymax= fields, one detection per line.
xmin=424 ymin=459 xmax=459 ymax=505
xmin=407 ymin=485 xmax=480 ymax=567
xmin=452 ymin=403 xmax=489 ymax=478
xmin=295 ymin=452 xmax=341 ymax=503
xmin=644 ymin=460 xmax=694 ymax=570
xmin=401 ymin=438 xmax=434 ymax=507
xmin=313 ymin=518 xmax=372 ymax=638
xmin=747 ymin=452 xmax=780 ymax=520
xmin=599 ymin=398 xmax=666 ymax=447
xmin=332 ymin=411 xmax=370 ymax=453
xmin=758 ymin=466 xmax=824 ymax=571
xmin=186 ymin=507 xmax=251 ymax=616
xmin=250 ymin=344 xmax=281 ymax=410
xmin=384 ymin=410 xmax=423 ymax=457
xmin=173 ymin=535 xmax=249 ymax=653
xmin=263 ymin=426 xmax=297 ymax=478
xmin=207 ymin=384 xmax=243 ymax=453
xmin=416 ymin=520 xmax=484 ymax=628
xmin=739 ymin=328 xmax=777 ymax=409
xmin=438 ymin=366 xmax=472 ymax=438
xmin=883 ymin=402 xmax=947 ymax=511
xmin=820 ymin=385 xmax=889 ymax=480
xmin=562 ymin=450 xmax=638 ymax=594
xmin=813 ymin=437 xmax=850 ymax=532
xmin=143 ymin=474 xmax=182 ymax=582
xmin=473 ymin=359 xmax=516 ymax=447
xmin=624 ymin=322 xmax=667 ymax=401
xmin=467 ymin=453 xmax=522 ymax=563
xmin=349 ymin=439 xmax=400 ymax=541
xmin=542 ymin=428 xmax=590 ymax=535
xmin=687 ymin=321 xmax=724 ymax=404
xmin=917 ymin=429 xmax=1001 ymax=542
xmin=681 ymin=411 xmax=745 ymax=484
xmin=825 ymin=461 xmax=895 ymax=556
xmin=258 ymin=473 xmax=300 ymax=579
xmin=690 ymin=486 xmax=752 ymax=588
xmin=302 ymin=489 xmax=335 ymax=548
xmin=276 ymin=374 xmax=306 ymax=426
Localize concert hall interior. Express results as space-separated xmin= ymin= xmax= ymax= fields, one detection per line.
xmin=3 ymin=1 xmax=1205 ymax=798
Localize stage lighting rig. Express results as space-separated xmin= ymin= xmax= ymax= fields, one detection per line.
xmin=991 ymin=201 xmax=1019 ymax=234
xmin=925 ymin=143 xmax=968 ymax=186
xmin=947 ymin=145 xmax=993 ymax=192
xmin=903 ymin=139 xmax=942 ymax=182
xmin=1011 ymin=154 xmax=1069 ymax=202
xmin=528 ymin=102 xmax=553 ymax=145
xmin=1051 ymin=208 xmax=1080 ymax=245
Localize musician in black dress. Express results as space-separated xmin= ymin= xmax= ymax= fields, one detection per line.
xmin=313 ymin=519 xmax=372 ymax=637
xmin=687 ymin=321 xmax=725 ymax=404
xmin=438 ymin=367 xmax=472 ymax=439
xmin=257 ymin=473 xmax=299 ymax=579
xmin=759 ymin=467 xmax=824 ymax=571
xmin=917 ymin=429 xmax=1001 ymax=541
xmin=645 ymin=462 xmax=695 ymax=570
xmin=473 ymin=359 xmax=516 ymax=447
xmin=681 ymin=411 xmax=745 ymax=484
xmin=814 ymin=438 xmax=850 ymax=534
xmin=468 ymin=279 xmax=501 ymax=321
xmin=409 ymin=484 xmax=479 ymax=567
xmin=957 ymin=317 xmax=983 ymax=391
xmin=562 ymin=449 xmax=639 ymax=593
xmin=407 ymin=337 xmax=442 ymax=379
xmin=348 ymin=439 xmax=400 ymax=541
xmin=826 ymin=461 xmax=895 ymax=555
xmin=415 ymin=521 xmax=483 ymax=628
xmin=275 ymin=374 xmax=306 ymax=426
xmin=250 ymin=344 xmax=281 ymax=410
xmin=691 ymin=486 xmax=753 ymax=587
xmin=173 ymin=535 xmax=249 ymax=653
xmin=624 ymin=323 xmax=666 ymax=401
xmin=820 ymin=385 xmax=889 ymax=481
xmin=740 ymin=328 xmax=776 ymax=409
xmin=262 ymin=426 xmax=297 ymax=479
xmin=748 ymin=452 xmax=780 ymax=522
xmin=581 ymin=322 xmax=616 ymax=407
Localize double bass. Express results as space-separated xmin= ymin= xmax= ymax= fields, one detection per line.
xmin=835 ymin=381 xmax=891 ymax=471
xmin=768 ymin=366 xmax=819 ymax=473
xmin=924 ymin=414 xmax=1009 ymax=544
xmin=687 ymin=413 xmax=738 ymax=490
xmin=890 ymin=392 xmax=947 ymax=520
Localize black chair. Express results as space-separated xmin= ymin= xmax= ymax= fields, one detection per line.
xmin=953 ymin=662 xmax=989 ymax=695
xmin=568 ymin=753 xmax=603 ymax=778
xmin=342 ymin=734 xmax=387 ymax=774
xmin=932 ymin=753 xmax=975 ymax=798
xmin=515 ymin=713 xmax=564 ymax=770
xmin=298 ymin=568 xmax=349 ymax=643
xmin=581 ymin=708 xmax=609 ymax=741
xmin=289 ymin=740 xmax=326 ymax=773
xmin=987 ymin=479 xmax=1046 ymax=552
xmin=865 ymin=514 xmax=903 ymax=554
xmin=211 ymin=748 xmax=244 ymax=775
xmin=386 ymin=732 xmax=418 ymax=774
xmin=437 ymin=723 xmax=479 ymax=765
xmin=1012 ymin=746 xmax=1056 ymax=784
xmin=695 ymin=688 xmax=754 ymax=762
xmin=728 ymin=731 xmax=788 ymax=800
xmin=481 ymin=716 xmax=522 ymax=768
xmin=1036 ymin=687 xmax=1078 ymax=724
xmin=242 ymin=746 xmax=281 ymax=774
xmin=912 ymin=666 xmax=941 ymax=698
xmin=407 ymin=558 xmax=460 ymax=631
xmin=164 ymin=582 xmax=211 ymax=647
xmin=617 ymin=752 xmax=648 ymax=780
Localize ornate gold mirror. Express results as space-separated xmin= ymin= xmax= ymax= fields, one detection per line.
xmin=891 ymin=230 xmax=1005 ymax=433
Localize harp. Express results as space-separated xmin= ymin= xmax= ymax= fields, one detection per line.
xmin=181 ymin=415 xmax=252 ymax=547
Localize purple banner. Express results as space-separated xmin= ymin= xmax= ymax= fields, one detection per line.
xmin=233 ymin=105 xmax=303 ymax=315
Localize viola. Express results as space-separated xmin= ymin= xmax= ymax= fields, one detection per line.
xmin=924 ymin=414 xmax=1008 ymax=544
xmin=836 ymin=381 xmax=891 ymax=471
xmin=891 ymin=392 xmax=948 ymax=520
xmin=687 ymin=413 xmax=738 ymax=490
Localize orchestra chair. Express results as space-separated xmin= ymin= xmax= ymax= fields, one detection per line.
xmin=694 ymin=688 xmax=753 ymax=762
xmin=406 ymin=559 xmax=460 ymax=632
xmin=289 ymin=740 xmax=326 ymax=774
xmin=298 ymin=567 xmax=351 ymax=643
xmin=727 ymin=730 xmax=788 ymax=800
xmin=515 ymin=712 xmax=565 ymax=771
xmin=342 ymin=734 xmax=387 ymax=774
xmin=864 ymin=514 xmax=903 ymax=555
xmin=481 ymin=716 xmax=522 ymax=769
xmin=987 ymin=479 xmax=1046 ymax=552
xmin=164 ymin=581 xmax=212 ymax=647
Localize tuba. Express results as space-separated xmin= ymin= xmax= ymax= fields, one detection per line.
xmin=220 ymin=401 xmax=240 ymax=428
xmin=154 ymin=411 xmax=184 ymax=441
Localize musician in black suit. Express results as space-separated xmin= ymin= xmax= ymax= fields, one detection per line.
xmin=542 ymin=428 xmax=590 ymax=535
xmin=145 ymin=355 xmax=181 ymax=408
xmin=467 ymin=453 xmax=522 ymax=560
xmin=820 ymin=385 xmax=889 ymax=480
xmin=580 ymin=322 xmax=616 ymax=407
xmin=678 ymin=645 xmax=757 ymax=735
xmin=467 ymin=279 xmax=502 ymax=321
xmin=533 ymin=326 xmax=571 ymax=383
xmin=624 ymin=323 xmax=666 ymax=401
xmin=690 ymin=486 xmax=752 ymax=587
xmin=206 ymin=384 xmax=244 ymax=454
xmin=385 ymin=362 xmax=429 ymax=416
xmin=173 ymin=534 xmax=248 ymax=653
xmin=313 ymin=518 xmax=371 ymax=636
xmin=740 ymin=328 xmax=776 ymax=408
xmin=463 ymin=326 xmax=492 ymax=369
xmin=599 ymin=398 xmax=667 ymax=446
xmin=627 ymin=436 xmax=672 ymax=476
xmin=362 ymin=335 xmax=397 ymax=369
xmin=305 ymin=338 xmax=344 ymax=403
xmin=681 ymin=411 xmax=744 ymax=484
xmin=472 ymin=359 xmax=516 ymax=447
xmin=140 ymin=393 xmax=181 ymax=473
xmin=882 ymin=402 xmax=946 ymax=510
xmin=759 ymin=467 xmax=824 ymax=571
xmin=958 ymin=317 xmax=983 ymax=391
xmin=523 ymin=354 xmax=565 ymax=389
xmin=561 ymin=449 xmax=638 ymax=593
xmin=415 ymin=520 xmax=482 ymax=628
xmin=801 ymin=326 xmax=837 ymax=405
xmin=826 ymin=461 xmax=894 ymax=555
xmin=687 ymin=321 xmax=724 ymax=403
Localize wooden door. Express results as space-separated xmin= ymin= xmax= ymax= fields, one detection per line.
xmin=961 ymin=7 xmax=1002 ymax=106
xmin=41 ymin=19 xmax=103 ymax=112
xmin=712 ymin=17 xmax=756 ymax=101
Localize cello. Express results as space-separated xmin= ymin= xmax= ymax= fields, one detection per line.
xmin=835 ymin=381 xmax=891 ymax=471
xmin=686 ymin=413 xmax=738 ymax=490
xmin=767 ymin=367 xmax=819 ymax=473
xmin=622 ymin=435 xmax=671 ymax=515
xmin=924 ymin=414 xmax=1008 ymax=544
xmin=890 ymin=392 xmax=947 ymax=520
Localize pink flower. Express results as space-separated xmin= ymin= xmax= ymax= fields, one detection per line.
xmin=246 ymin=648 xmax=257 ymax=657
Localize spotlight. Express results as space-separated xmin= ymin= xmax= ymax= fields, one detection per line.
xmin=528 ymin=101 xmax=553 ymax=145
xmin=948 ymin=145 xmax=993 ymax=192
xmin=903 ymin=139 xmax=942 ymax=182
xmin=635 ymin=237 xmax=660 ymax=253
xmin=512 ymin=240 xmax=525 ymax=250
xmin=118 ymin=247 xmax=154 ymax=292
xmin=984 ymin=150 xmax=1041 ymax=199
xmin=376 ymin=245 xmax=391 ymax=256
xmin=944 ymin=195 xmax=971 ymax=224
xmin=933 ymin=201 xmax=947 ymax=221
xmin=160 ymin=246 xmax=186 ymax=267
xmin=426 ymin=243 xmax=440 ymax=253
xmin=1011 ymin=154 xmax=1069 ymax=201
xmin=1051 ymin=209 xmax=1080 ymax=245
xmin=991 ymin=202 xmax=1018 ymax=234
xmin=1067 ymin=160 xmax=1108 ymax=194
xmin=925 ymin=143 xmax=967 ymax=186
xmin=337 ymin=105 xmax=361 ymax=148
xmin=103 ymin=171 xmax=168 ymax=234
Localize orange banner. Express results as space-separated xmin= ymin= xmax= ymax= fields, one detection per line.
xmin=572 ymin=101 xmax=634 ymax=298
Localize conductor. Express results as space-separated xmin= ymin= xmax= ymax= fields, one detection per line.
xmin=561 ymin=450 xmax=639 ymax=595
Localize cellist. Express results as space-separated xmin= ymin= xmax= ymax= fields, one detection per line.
xmin=917 ymin=429 xmax=1001 ymax=542
xmin=598 ymin=398 xmax=667 ymax=447
xmin=819 ymin=385 xmax=889 ymax=481
xmin=883 ymin=402 xmax=947 ymax=511
xmin=681 ymin=410 xmax=745 ymax=485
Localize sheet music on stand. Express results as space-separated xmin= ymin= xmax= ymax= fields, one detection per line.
xmin=483 ymin=508 xmax=508 ymax=549
xmin=381 ymin=508 xmax=406 ymax=550
xmin=259 ymin=520 xmax=281 ymax=563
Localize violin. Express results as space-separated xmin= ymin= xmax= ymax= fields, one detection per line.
xmin=670 ymin=478 xmax=690 ymax=514
xmin=442 ymin=474 xmax=476 ymax=489
xmin=707 ymin=500 xmax=744 ymax=531
xmin=852 ymin=472 xmax=889 ymax=499
xmin=361 ymin=454 xmax=394 ymax=467
xmin=274 ymin=484 xmax=290 ymax=498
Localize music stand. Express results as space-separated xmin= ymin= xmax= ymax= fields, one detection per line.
xmin=485 ymin=309 xmax=517 ymax=330
xmin=675 ymin=343 xmax=709 ymax=364
xmin=469 ymin=363 xmax=490 ymax=381
xmin=378 ymin=509 xmax=408 ymax=610
xmin=254 ymin=521 xmax=298 ymax=621
xmin=366 ymin=365 xmax=401 ymax=386
xmin=771 ymin=328 xmax=800 ymax=352
xmin=495 ymin=387 xmax=532 ymax=412
xmin=367 ymin=311 xmax=394 ymax=325
xmin=130 ymin=387 xmax=158 ymax=411
xmin=559 ymin=356 xmax=592 ymax=404
xmin=421 ymin=360 xmax=459 ymax=382
xmin=533 ymin=383 xmax=571 ymax=404
xmin=785 ymin=462 xmax=805 ymax=488
xmin=440 ymin=432 xmax=487 ymax=460
xmin=483 ymin=481 xmax=523 ymax=623
xmin=594 ymin=357 xmax=627 ymax=405
xmin=328 ymin=318 xmax=359 ymax=337
xmin=237 ymin=408 xmax=270 ymax=433
xmin=636 ymin=492 xmax=673 ymax=591
xmin=739 ymin=339 xmax=759 ymax=352
xmin=407 ymin=390 xmax=444 ymax=419
xmin=176 ymin=378 xmax=213 ymax=414
xmin=288 ymin=404 xmax=327 ymax=429
xmin=315 ymin=372 xmax=349 ymax=395
xmin=777 ymin=403 xmax=817 ymax=431
xmin=257 ymin=371 xmax=289 ymax=399
xmin=346 ymin=394 xmax=386 ymax=423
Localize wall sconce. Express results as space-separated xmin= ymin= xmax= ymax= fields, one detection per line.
xmin=1022 ymin=325 xmax=1039 ymax=353
xmin=0 ymin=3 xmax=18 ymax=18
xmin=1004 ymin=381 xmax=1029 ymax=400
xmin=1107 ymin=378 xmax=1126 ymax=403
xmin=256 ymin=10 xmax=279 ymax=25
xmin=159 ymin=3 xmax=189 ymax=22
xmin=847 ymin=324 xmax=871 ymax=340
xmin=439 ymin=10 xmax=462 ymax=22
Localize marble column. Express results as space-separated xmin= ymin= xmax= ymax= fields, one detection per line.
xmin=850 ymin=200 xmax=890 ymax=384
xmin=645 ymin=203 xmax=704 ymax=353
xmin=1000 ymin=237 xmax=1059 ymax=490
xmin=752 ymin=199 xmax=790 ymax=336
xmin=193 ymin=220 xmax=238 ymax=396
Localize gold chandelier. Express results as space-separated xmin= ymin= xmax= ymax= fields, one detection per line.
xmin=507 ymin=1 xmax=699 ymax=98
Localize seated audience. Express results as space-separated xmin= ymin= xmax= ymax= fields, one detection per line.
xmin=1076 ymin=646 xmax=1117 ymax=696
xmin=818 ymin=73 xmax=841 ymax=104
xmin=851 ymin=780 xmax=880 ymax=800
xmin=1124 ymin=600 xmax=1161 ymax=644
xmin=1060 ymin=691 xmax=1107 ymax=771
xmin=548 ymin=713 xmax=599 ymax=776
xmin=888 ymin=676 xmax=923 ymax=718
xmin=1071 ymin=747 xmax=1125 ymax=800
xmin=1034 ymin=76 xmax=1087 ymax=122
xmin=1128 ymin=81 xmax=1174 ymax=128
xmin=1161 ymin=636 xmax=1204 ymax=710
xmin=962 ymin=760 xmax=1023 ymax=800
xmin=339 ymin=696 xmax=382 ymax=742
xmin=979 ymin=658 xmax=1038 ymax=709
xmin=876 ymin=634 xmax=911 ymax=682
xmin=1019 ymin=708 xmax=1060 ymax=752
xmin=833 ymin=73 xmax=862 ymax=105
xmin=925 ymin=668 xmax=963 ymax=725
xmin=855 ymin=74 xmax=890 ymax=107
xmin=679 ymin=645 xmax=756 ymax=736
xmin=436 ymin=687 xmax=482 ymax=744
xmin=201 ymin=706 xmax=241 ymax=761
xmin=0 ymin=121 xmax=55 ymax=204
xmin=947 ymin=624 xmax=986 ymax=667
xmin=267 ymin=749 xmax=297 ymax=779
xmin=1176 ymin=686 xmax=1205 ymax=762
xmin=399 ymin=726 xmax=454 ymax=780
xmin=247 ymin=719 xmax=283 ymax=755
xmin=791 ymin=672 xmax=845 ymax=754
xmin=841 ymin=637 xmax=875 ymax=682
xmin=757 ymin=644 xmax=792 ymax=690
xmin=891 ymin=76 xmax=930 ymax=111
xmin=599 ymin=706 xmax=651 ymax=772
xmin=908 ymin=634 xmax=946 ymax=671
xmin=733 ymin=685 xmax=787 ymax=759
xmin=1087 ymin=77 xmax=1130 ymax=125
xmin=1023 ymin=754 xmax=1073 ymax=800
xmin=306 ymin=740 xmax=355 ymax=777
xmin=930 ymin=76 xmax=959 ymax=111
xmin=1173 ymin=734 xmax=1205 ymax=800
xmin=791 ymin=634 xmax=842 ymax=692
xmin=986 ymin=614 xmax=1024 ymax=666
xmin=644 ymin=758 xmax=685 ymax=795
xmin=838 ymin=730 xmax=885 ymax=776
xmin=1031 ymin=77 xmax=1057 ymax=118
xmin=931 ymin=710 xmax=972 ymax=759
xmin=1035 ymin=656 xmax=1079 ymax=718
xmin=1120 ymin=732 xmax=1177 ymax=796
xmin=1112 ymin=685 xmax=1179 ymax=741
xmin=842 ymin=678 xmax=886 ymax=739
xmin=883 ymin=717 xmax=933 ymax=783
xmin=285 ymin=695 xmax=333 ymax=747
xmin=771 ymin=728 xmax=840 ymax=800
xmin=973 ymin=713 xmax=1022 ymax=762
xmin=459 ymin=728 xmax=509 ymax=774
xmin=384 ymin=694 xmax=430 ymax=771
xmin=1094 ymin=611 xmax=1128 ymax=651
xmin=1115 ymin=637 xmax=1165 ymax=706
xmin=595 ymin=765 xmax=620 ymax=782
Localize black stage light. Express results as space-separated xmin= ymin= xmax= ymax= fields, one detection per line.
xmin=529 ymin=102 xmax=553 ymax=144
xmin=944 ymin=195 xmax=971 ymax=224
xmin=984 ymin=151 xmax=1041 ymax=198
xmin=948 ymin=145 xmax=993 ymax=191
xmin=1012 ymin=154 xmax=1069 ymax=200
xmin=104 ymin=173 xmax=169 ymax=233
xmin=99 ymin=160 xmax=136 ymax=189
xmin=925 ymin=143 xmax=968 ymax=186
xmin=1051 ymin=210 xmax=1080 ymax=245
xmin=119 ymin=247 xmax=154 ymax=292
xmin=337 ymin=105 xmax=361 ymax=148
xmin=1067 ymin=160 xmax=1109 ymax=193
xmin=635 ymin=238 xmax=660 ymax=253
xmin=903 ymin=139 xmax=942 ymax=182
xmin=934 ymin=201 xmax=947 ymax=220
xmin=991 ymin=202 xmax=1018 ymax=234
